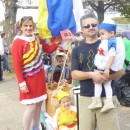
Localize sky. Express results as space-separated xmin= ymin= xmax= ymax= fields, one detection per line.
xmin=0 ymin=1 xmax=120 ymax=23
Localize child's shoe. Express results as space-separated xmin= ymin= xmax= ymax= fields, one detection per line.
xmin=100 ymin=98 xmax=115 ymax=113
xmin=88 ymin=97 xmax=102 ymax=109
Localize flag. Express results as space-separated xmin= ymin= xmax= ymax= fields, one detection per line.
xmin=38 ymin=0 xmax=83 ymax=39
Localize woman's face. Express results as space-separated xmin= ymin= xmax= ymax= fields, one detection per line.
xmin=21 ymin=20 xmax=34 ymax=37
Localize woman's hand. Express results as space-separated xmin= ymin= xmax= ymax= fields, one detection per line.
xmin=20 ymin=85 xmax=29 ymax=93
xmin=52 ymin=36 xmax=62 ymax=45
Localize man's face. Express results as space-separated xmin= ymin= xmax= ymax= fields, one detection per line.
xmin=81 ymin=18 xmax=98 ymax=38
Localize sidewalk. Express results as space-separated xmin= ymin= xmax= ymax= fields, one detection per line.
xmin=0 ymin=73 xmax=24 ymax=130
xmin=0 ymin=72 xmax=130 ymax=130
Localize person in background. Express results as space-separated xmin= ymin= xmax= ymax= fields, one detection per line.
xmin=12 ymin=16 xmax=61 ymax=130
xmin=71 ymin=13 xmax=125 ymax=130
xmin=0 ymin=37 xmax=4 ymax=81
xmin=43 ymin=53 xmax=52 ymax=65
xmin=122 ymin=32 xmax=130 ymax=69
xmin=53 ymin=89 xmax=77 ymax=130
xmin=53 ymin=52 xmax=72 ymax=83
xmin=88 ymin=18 xmax=125 ymax=112
xmin=1 ymin=33 xmax=10 ymax=72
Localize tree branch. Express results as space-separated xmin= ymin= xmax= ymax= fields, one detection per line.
xmin=16 ymin=4 xmax=38 ymax=9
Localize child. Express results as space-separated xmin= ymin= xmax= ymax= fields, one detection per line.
xmin=88 ymin=18 xmax=125 ymax=112
xmin=53 ymin=52 xmax=72 ymax=83
xmin=53 ymin=89 xmax=77 ymax=130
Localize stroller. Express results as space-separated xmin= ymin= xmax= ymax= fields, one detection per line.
xmin=39 ymin=110 xmax=54 ymax=130
xmin=115 ymin=59 xmax=130 ymax=107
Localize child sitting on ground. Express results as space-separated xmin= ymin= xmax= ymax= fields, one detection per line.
xmin=53 ymin=89 xmax=77 ymax=130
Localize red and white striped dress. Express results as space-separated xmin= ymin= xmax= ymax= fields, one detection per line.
xmin=12 ymin=35 xmax=57 ymax=104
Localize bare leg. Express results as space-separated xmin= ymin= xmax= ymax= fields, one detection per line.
xmin=32 ymin=101 xmax=43 ymax=129
xmin=23 ymin=104 xmax=36 ymax=130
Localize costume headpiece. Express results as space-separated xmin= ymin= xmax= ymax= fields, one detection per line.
xmin=99 ymin=18 xmax=116 ymax=32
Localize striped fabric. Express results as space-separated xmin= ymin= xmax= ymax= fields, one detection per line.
xmin=38 ymin=0 xmax=83 ymax=39
xmin=22 ymin=40 xmax=43 ymax=78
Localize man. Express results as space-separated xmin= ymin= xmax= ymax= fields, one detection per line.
xmin=71 ymin=13 xmax=125 ymax=130
xmin=1 ymin=33 xmax=10 ymax=72
xmin=0 ymin=36 xmax=4 ymax=81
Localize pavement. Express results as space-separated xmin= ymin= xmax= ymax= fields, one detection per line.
xmin=0 ymin=72 xmax=130 ymax=130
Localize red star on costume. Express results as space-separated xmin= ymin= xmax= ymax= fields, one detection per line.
xmin=97 ymin=48 xmax=105 ymax=56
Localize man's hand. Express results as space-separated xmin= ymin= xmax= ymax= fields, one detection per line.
xmin=92 ymin=70 xmax=108 ymax=84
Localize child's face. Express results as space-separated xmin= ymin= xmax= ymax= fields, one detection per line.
xmin=57 ymin=58 xmax=64 ymax=67
xmin=99 ymin=30 xmax=114 ymax=40
xmin=60 ymin=96 xmax=71 ymax=109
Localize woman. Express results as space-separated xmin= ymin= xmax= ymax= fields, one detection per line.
xmin=12 ymin=16 xmax=61 ymax=130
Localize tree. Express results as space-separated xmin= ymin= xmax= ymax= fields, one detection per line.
xmin=1 ymin=0 xmax=38 ymax=44
xmin=82 ymin=0 xmax=127 ymax=23
xmin=116 ymin=1 xmax=130 ymax=18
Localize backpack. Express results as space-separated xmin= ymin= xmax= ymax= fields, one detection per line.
xmin=115 ymin=60 xmax=130 ymax=107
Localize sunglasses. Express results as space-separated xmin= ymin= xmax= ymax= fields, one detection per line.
xmin=21 ymin=16 xmax=33 ymax=21
xmin=82 ymin=23 xmax=97 ymax=29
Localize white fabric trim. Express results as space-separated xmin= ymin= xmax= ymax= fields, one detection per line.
xmin=19 ymin=81 xmax=26 ymax=88
xmin=20 ymin=94 xmax=47 ymax=105
xmin=15 ymin=34 xmax=35 ymax=42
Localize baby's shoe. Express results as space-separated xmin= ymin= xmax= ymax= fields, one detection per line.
xmin=88 ymin=97 xmax=102 ymax=110
xmin=100 ymin=98 xmax=115 ymax=113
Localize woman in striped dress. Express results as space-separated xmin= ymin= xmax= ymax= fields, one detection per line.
xmin=12 ymin=16 xmax=61 ymax=130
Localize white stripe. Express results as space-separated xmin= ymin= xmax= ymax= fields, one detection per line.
xmin=20 ymin=94 xmax=47 ymax=105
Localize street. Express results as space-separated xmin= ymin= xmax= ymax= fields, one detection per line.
xmin=0 ymin=72 xmax=130 ymax=130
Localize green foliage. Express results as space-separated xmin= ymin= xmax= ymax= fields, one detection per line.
xmin=113 ymin=17 xmax=130 ymax=24
xmin=116 ymin=2 xmax=130 ymax=18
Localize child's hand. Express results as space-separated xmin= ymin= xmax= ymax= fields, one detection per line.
xmin=104 ymin=68 xmax=110 ymax=78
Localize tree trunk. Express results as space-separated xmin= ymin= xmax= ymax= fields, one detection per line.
xmin=97 ymin=1 xmax=104 ymax=23
xmin=4 ymin=0 xmax=17 ymax=45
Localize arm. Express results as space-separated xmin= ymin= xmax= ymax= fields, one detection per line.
xmin=12 ymin=39 xmax=29 ymax=92
xmin=104 ymin=56 xmax=115 ymax=78
xmin=39 ymin=36 xmax=62 ymax=53
xmin=12 ymin=39 xmax=25 ymax=84
xmin=109 ymin=68 xmax=125 ymax=80
xmin=71 ymin=70 xmax=106 ymax=84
